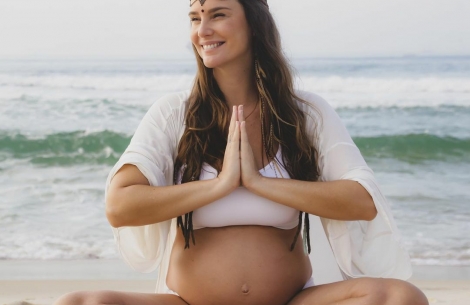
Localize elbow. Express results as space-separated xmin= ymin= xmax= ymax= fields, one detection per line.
xmin=363 ymin=199 xmax=378 ymax=221
xmin=106 ymin=203 xmax=122 ymax=228
xmin=364 ymin=206 xmax=378 ymax=221
xmin=105 ymin=190 xmax=125 ymax=228
xmin=352 ymin=180 xmax=377 ymax=221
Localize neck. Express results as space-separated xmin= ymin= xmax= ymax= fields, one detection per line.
xmin=212 ymin=58 xmax=258 ymax=110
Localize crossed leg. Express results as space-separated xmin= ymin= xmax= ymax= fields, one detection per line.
xmin=53 ymin=278 xmax=429 ymax=305
xmin=53 ymin=290 xmax=189 ymax=305
xmin=287 ymin=277 xmax=429 ymax=305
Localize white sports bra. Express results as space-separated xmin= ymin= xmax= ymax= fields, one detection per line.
xmin=178 ymin=146 xmax=300 ymax=230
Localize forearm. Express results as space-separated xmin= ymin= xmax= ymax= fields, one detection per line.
xmin=248 ymin=177 xmax=377 ymax=221
xmin=106 ymin=178 xmax=225 ymax=228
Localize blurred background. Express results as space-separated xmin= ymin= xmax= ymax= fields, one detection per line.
xmin=0 ymin=0 xmax=469 ymax=279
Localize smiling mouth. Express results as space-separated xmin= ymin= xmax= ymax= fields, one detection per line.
xmin=202 ymin=42 xmax=225 ymax=50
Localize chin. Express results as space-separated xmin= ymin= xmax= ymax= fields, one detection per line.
xmin=202 ymin=57 xmax=223 ymax=69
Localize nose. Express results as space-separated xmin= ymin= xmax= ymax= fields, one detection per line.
xmin=198 ymin=18 xmax=214 ymax=38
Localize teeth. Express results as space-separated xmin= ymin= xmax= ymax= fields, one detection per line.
xmin=202 ymin=42 xmax=223 ymax=50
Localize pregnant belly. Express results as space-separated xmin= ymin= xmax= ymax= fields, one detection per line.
xmin=167 ymin=225 xmax=312 ymax=305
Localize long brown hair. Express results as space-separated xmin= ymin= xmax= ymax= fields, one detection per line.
xmin=174 ymin=0 xmax=321 ymax=253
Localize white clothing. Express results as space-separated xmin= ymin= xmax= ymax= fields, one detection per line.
xmin=105 ymin=90 xmax=413 ymax=293
xmin=184 ymin=145 xmax=299 ymax=230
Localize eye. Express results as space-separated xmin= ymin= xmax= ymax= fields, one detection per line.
xmin=213 ymin=13 xmax=225 ymax=18
xmin=190 ymin=17 xmax=200 ymax=22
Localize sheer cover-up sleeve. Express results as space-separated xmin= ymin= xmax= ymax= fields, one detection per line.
xmin=297 ymin=90 xmax=412 ymax=280
xmin=104 ymin=91 xmax=189 ymax=293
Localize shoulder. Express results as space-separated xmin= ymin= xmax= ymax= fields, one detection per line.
xmin=293 ymin=89 xmax=337 ymax=119
xmin=293 ymin=89 xmax=344 ymax=135
xmin=135 ymin=90 xmax=190 ymax=141
xmin=293 ymin=89 xmax=352 ymax=152
xmin=147 ymin=90 xmax=191 ymax=122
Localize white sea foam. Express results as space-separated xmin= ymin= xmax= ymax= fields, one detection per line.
xmin=0 ymin=73 xmax=195 ymax=92
xmin=296 ymin=76 xmax=470 ymax=108
xmin=297 ymin=75 xmax=470 ymax=93
xmin=2 ymin=73 xmax=469 ymax=108
xmin=1 ymin=73 xmax=469 ymax=94
xmin=0 ymin=234 xmax=117 ymax=260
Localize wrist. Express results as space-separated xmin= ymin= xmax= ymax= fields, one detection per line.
xmin=244 ymin=174 xmax=267 ymax=194
xmin=212 ymin=176 xmax=237 ymax=198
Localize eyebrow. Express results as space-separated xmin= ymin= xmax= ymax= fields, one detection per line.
xmin=188 ymin=7 xmax=231 ymax=16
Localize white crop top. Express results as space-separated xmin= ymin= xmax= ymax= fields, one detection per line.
xmin=177 ymin=145 xmax=300 ymax=230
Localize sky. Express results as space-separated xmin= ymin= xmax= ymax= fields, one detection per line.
xmin=0 ymin=0 xmax=469 ymax=59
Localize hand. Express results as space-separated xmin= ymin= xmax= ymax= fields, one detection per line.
xmin=238 ymin=105 xmax=263 ymax=190
xmin=216 ymin=106 xmax=241 ymax=194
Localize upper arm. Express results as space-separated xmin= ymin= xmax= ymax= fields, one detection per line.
xmin=104 ymin=92 xmax=187 ymax=214
xmin=105 ymin=164 xmax=150 ymax=222
xmin=108 ymin=164 xmax=150 ymax=192
xmin=300 ymin=91 xmax=377 ymax=216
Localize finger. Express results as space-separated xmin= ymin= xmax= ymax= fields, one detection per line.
xmin=233 ymin=121 xmax=240 ymax=151
xmin=240 ymin=121 xmax=251 ymax=164
xmin=228 ymin=106 xmax=236 ymax=142
xmin=240 ymin=121 xmax=254 ymax=170
xmin=234 ymin=121 xmax=240 ymax=141
xmin=240 ymin=120 xmax=248 ymax=145
xmin=238 ymin=105 xmax=245 ymax=122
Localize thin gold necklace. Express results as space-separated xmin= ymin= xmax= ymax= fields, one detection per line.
xmin=244 ymin=98 xmax=260 ymax=120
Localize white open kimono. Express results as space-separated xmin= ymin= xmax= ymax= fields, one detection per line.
xmin=105 ymin=90 xmax=413 ymax=293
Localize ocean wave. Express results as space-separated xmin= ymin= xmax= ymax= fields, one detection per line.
xmin=0 ymin=131 xmax=130 ymax=166
xmin=0 ymin=73 xmax=195 ymax=91
xmin=0 ymin=233 xmax=117 ymax=260
xmin=407 ymin=242 xmax=470 ymax=266
xmin=298 ymin=76 xmax=470 ymax=94
xmin=355 ymin=134 xmax=470 ymax=163
xmin=1 ymin=131 xmax=468 ymax=165
xmin=2 ymin=73 xmax=470 ymax=94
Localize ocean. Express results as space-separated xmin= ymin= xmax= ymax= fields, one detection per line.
xmin=0 ymin=56 xmax=469 ymax=266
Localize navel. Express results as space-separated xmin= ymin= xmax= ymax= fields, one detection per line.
xmin=241 ymin=283 xmax=250 ymax=294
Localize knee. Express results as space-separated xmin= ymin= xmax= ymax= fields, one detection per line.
xmin=53 ymin=291 xmax=88 ymax=305
xmin=386 ymin=279 xmax=429 ymax=305
xmin=53 ymin=290 xmax=118 ymax=305
xmin=353 ymin=278 xmax=388 ymax=303
xmin=362 ymin=278 xmax=429 ymax=305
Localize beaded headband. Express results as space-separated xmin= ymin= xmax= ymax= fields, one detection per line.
xmin=190 ymin=0 xmax=268 ymax=7
xmin=190 ymin=0 xmax=206 ymax=6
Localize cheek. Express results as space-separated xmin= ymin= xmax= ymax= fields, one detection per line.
xmin=228 ymin=20 xmax=251 ymax=48
xmin=190 ymin=29 xmax=198 ymax=45
xmin=190 ymin=31 xmax=201 ymax=53
xmin=232 ymin=30 xmax=251 ymax=51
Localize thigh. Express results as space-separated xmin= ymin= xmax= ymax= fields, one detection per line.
xmin=114 ymin=291 xmax=189 ymax=305
xmin=287 ymin=277 xmax=391 ymax=305
xmin=287 ymin=277 xmax=427 ymax=305
xmin=54 ymin=290 xmax=189 ymax=305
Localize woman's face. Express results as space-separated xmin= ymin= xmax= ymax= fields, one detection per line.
xmin=189 ymin=0 xmax=252 ymax=69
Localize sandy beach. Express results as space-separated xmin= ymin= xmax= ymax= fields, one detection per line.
xmin=1 ymin=261 xmax=469 ymax=305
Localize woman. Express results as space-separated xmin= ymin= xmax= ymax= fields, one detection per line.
xmin=54 ymin=0 xmax=428 ymax=304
